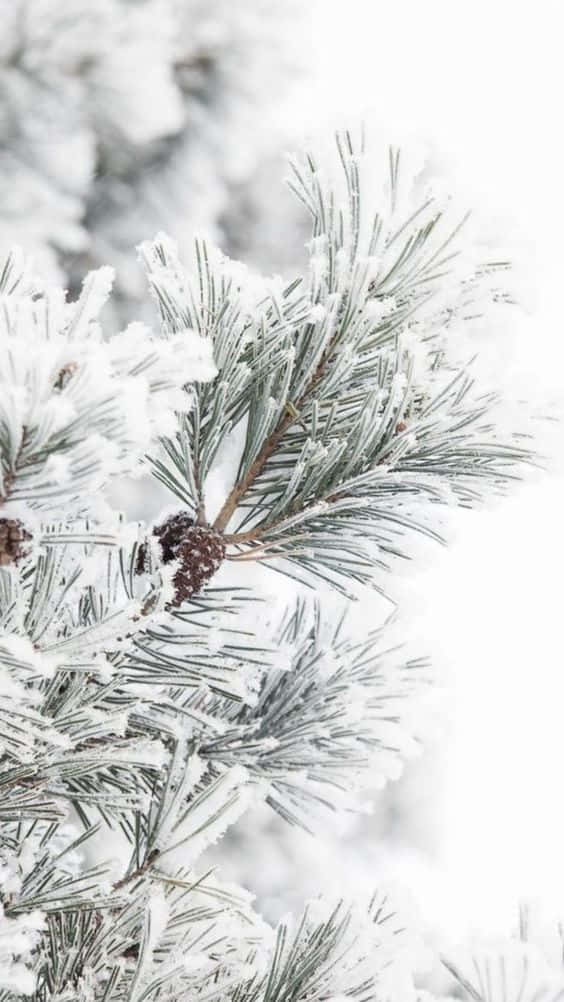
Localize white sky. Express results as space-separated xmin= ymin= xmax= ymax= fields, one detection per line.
xmin=302 ymin=0 xmax=564 ymax=937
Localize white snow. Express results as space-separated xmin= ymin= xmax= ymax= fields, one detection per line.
xmin=302 ymin=0 xmax=564 ymax=943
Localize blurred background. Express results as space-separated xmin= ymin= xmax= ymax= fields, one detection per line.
xmin=2 ymin=0 xmax=563 ymax=951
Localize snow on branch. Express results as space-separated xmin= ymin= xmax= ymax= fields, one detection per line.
xmin=0 ymin=128 xmax=538 ymax=1002
xmin=0 ymin=504 xmax=430 ymax=998
xmin=232 ymin=891 xmax=426 ymax=1002
xmin=194 ymin=598 xmax=430 ymax=828
xmin=0 ymin=249 xmax=215 ymax=513
xmin=143 ymin=132 xmax=530 ymax=595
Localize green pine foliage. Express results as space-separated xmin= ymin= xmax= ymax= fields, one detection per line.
xmin=0 ymin=134 xmax=532 ymax=1000
xmin=143 ymin=133 xmax=528 ymax=594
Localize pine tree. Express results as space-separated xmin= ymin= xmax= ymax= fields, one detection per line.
xmin=0 ymin=131 xmax=540 ymax=1001
xmin=0 ymin=0 xmax=299 ymax=313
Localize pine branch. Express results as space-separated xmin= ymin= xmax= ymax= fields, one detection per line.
xmin=144 ymin=132 xmax=530 ymax=594
xmin=213 ymin=407 xmax=297 ymax=533
xmin=196 ymin=597 xmax=429 ymax=828
xmin=231 ymin=892 xmax=420 ymax=1002
xmin=0 ymin=248 xmax=214 ymax=514
xmin=0 ymin=128 xmax=540 ymax=1002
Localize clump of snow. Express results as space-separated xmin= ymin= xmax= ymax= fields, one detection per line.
xmin=0 ymin=904 xmax=44 ymax=995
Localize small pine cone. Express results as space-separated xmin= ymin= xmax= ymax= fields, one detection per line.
xmin=153 ymin=512 xmax=226 ymax=606
xmin=0 ymin=518 xmax=32 ymax=567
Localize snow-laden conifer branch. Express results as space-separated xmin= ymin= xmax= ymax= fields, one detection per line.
xmin=0 ymin=511 xmax=426 ymax=995
xmin=143 ymin=131 xmax=530 ymax=593
xmin=0 ymin=248 xmax=214 ymax=512
xmin=193 ymin=598 xmax=429 ymax=828
xmin=0 ymin=133 xmax=538 ymax=1000
xmin=0 ymin=525 xmax=264 ymax=834
xmin=0 ymin=823 xmax=268 ymax=1001
xmin=0 ymin=511 xmax=424 ymax=838
xmin=229 ymin=891 xmax=425 ymax=1002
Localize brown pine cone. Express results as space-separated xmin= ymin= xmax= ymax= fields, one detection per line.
xmin=0 ymin=518 xmax=32 ymax=567
xmin=152 ymin=512 xmax=226 ymax=607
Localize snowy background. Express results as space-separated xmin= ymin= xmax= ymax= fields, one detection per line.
xmin=304 ymin=0 xmax=564 ymax=941
xmin=2 ymin=0 xmax=563 ymax=950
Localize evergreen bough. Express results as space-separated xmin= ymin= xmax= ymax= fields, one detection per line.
xmin=0 ymin=133 xmax=547 ymax=1001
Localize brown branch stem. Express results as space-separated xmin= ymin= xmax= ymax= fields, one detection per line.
xmin=224 ymin=486 xmax=348 ymax=548
xmin=113 ymin=849 xmax=160 ymax=892
xmin=223 ymin=519 xmax=286 ymax=546
xmin=212 ymin=410 xmax=296 ymax=532
xmin=212 ymin=324 xmax=344 ymax=534
xmin=0 ymin=427 xmax=29 ymax=509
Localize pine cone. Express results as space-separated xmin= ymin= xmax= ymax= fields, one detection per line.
xmin=0 ymin=518 xmax=32 ymax=567
xmin=152 ymin=512 xmax=226 ymax=607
